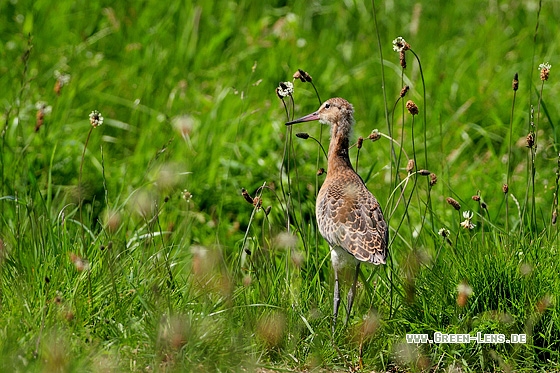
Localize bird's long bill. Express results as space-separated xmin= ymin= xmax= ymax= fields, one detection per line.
xmin=285 ymin=112 xmax=319 ymax=126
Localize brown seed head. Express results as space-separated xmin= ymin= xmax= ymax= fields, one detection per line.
xmin=54 ymin=71 xmax=70 ymax=95
xmin=256 ymin=312 xmax=286 ymax=347
xmin=406 ymin=100 xmax=419 ymax=115
xmin=253 ymin=196 xmax=262 ymax=209
xmin=400 ymin=85 xmax=409 ymax=98
xmin=418 ymin=169 xmax=431 ymax=176
xmin=472 ymin=195 xmax=480 ymax=202
xmin=368 ymin=130 xmax=381 ymax=142
xmin=317 ymin=168 xmax=325 ymax=176
xmin=446 ymin=197 xmax=461 ymax=210
xmin=536 ymin=295 xmax=551 ymax=314
xmin=35 ymin=108 xmax=45 ymax=132
xmin=502 ymin=184 xmax=509 ymax=194
xmin=512 ymin=73 xmax=519 ymax=91
xmin=406 ymin=159 xmax=415 ymax=173
xmin=104 ymin=210 xmax=121 ymax=234
xmin=352 ymin=311 xmax=379 ymax=343
xmin=429 ymin=173 xmax=437 ymax=186
xmin=399 ymin=50 xmax=407 ymax=69
xmin=457 ymin=292 xmax=468 ymax=307
xmin=457 ymin=282 xmax=473 ymax=307
xmin=241 ymin=188 xmax=254 ymax=205
xmin=65 ymin=311 xmax=75 ymax=321
xmin=69 ymin=252 xmax=89 ymax=272
xmin=293 ymin=69 xmax=312 ymax=83
xmin=182 ymin=190 xmax=192 ymax=202
xmin=296 ymin=132 xmax=309 ymax=139
xmin=539 ymin=63 xmax=551 ymax=81
xmin=54 ymin=80 xmax=62 ymax=95
xmin=526 ymin=133 xmax=535 ymax=148
xmin=357 ymin=136 xmax=364 ymax=149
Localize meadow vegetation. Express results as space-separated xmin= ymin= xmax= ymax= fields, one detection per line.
xmin=1 ymin=0 xmax=560 ymax=371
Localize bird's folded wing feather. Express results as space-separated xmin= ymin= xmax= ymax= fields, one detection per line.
xmin=317 ymin=183 xmax=388 ymax=265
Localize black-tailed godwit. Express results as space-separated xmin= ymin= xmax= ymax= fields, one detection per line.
xmin=286 ymin=97 xmax=388 ymax=330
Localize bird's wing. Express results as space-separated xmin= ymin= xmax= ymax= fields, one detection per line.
xmin=317 ymin=182 xmax=388 ymax=265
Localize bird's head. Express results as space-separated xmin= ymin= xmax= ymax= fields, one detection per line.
xmin=285 ymin=98 xmax=354 ymax=129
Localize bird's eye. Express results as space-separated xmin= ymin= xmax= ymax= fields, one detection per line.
xmin=324 ymin=103 xmax=331 ymax=109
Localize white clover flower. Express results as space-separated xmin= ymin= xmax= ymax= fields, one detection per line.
xmin=457 ymin=282 xmax=473 ymax=296
xmin=460 ymin=210 xmax=476 ymax=230
xmin=275 ymin=231 xmax=298 ymax=249
xmin=460 ymin=220 xmax=475 ymax=230
xmin=457 ymin=281 xmax=473 ymax=307
xmin=276 ymin=81 xmax=294 ymax=98
xmin=538 ymin=62 xmax=551 ymax=71
xmin=438 ymin=228 xmax=450 ymax=237
xmin=392 ymin=36 xmax=410 ymax=52
xmin=35 ymin=101 xmax=52 ymax=115
xmin=54 ymin=70 xmax=71 ymax=86
xmin=89 ymin=110 xmax=104 ymax=127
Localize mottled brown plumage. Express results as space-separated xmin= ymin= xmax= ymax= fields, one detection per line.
xmin=286 ymin=97 xmax=388 ymax=330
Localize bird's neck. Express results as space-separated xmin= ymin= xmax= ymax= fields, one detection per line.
xmin=327 ymin=123 xmax=354 ymax=172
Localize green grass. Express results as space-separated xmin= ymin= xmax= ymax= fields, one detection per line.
xmin=1 ymin=0 xmax=560 ymax=371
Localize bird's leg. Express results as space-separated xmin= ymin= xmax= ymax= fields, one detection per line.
xmin=345 ymin=262 xmax=361 ymax=326
xmin=333 ymin=269 xmax=341 ymax=333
